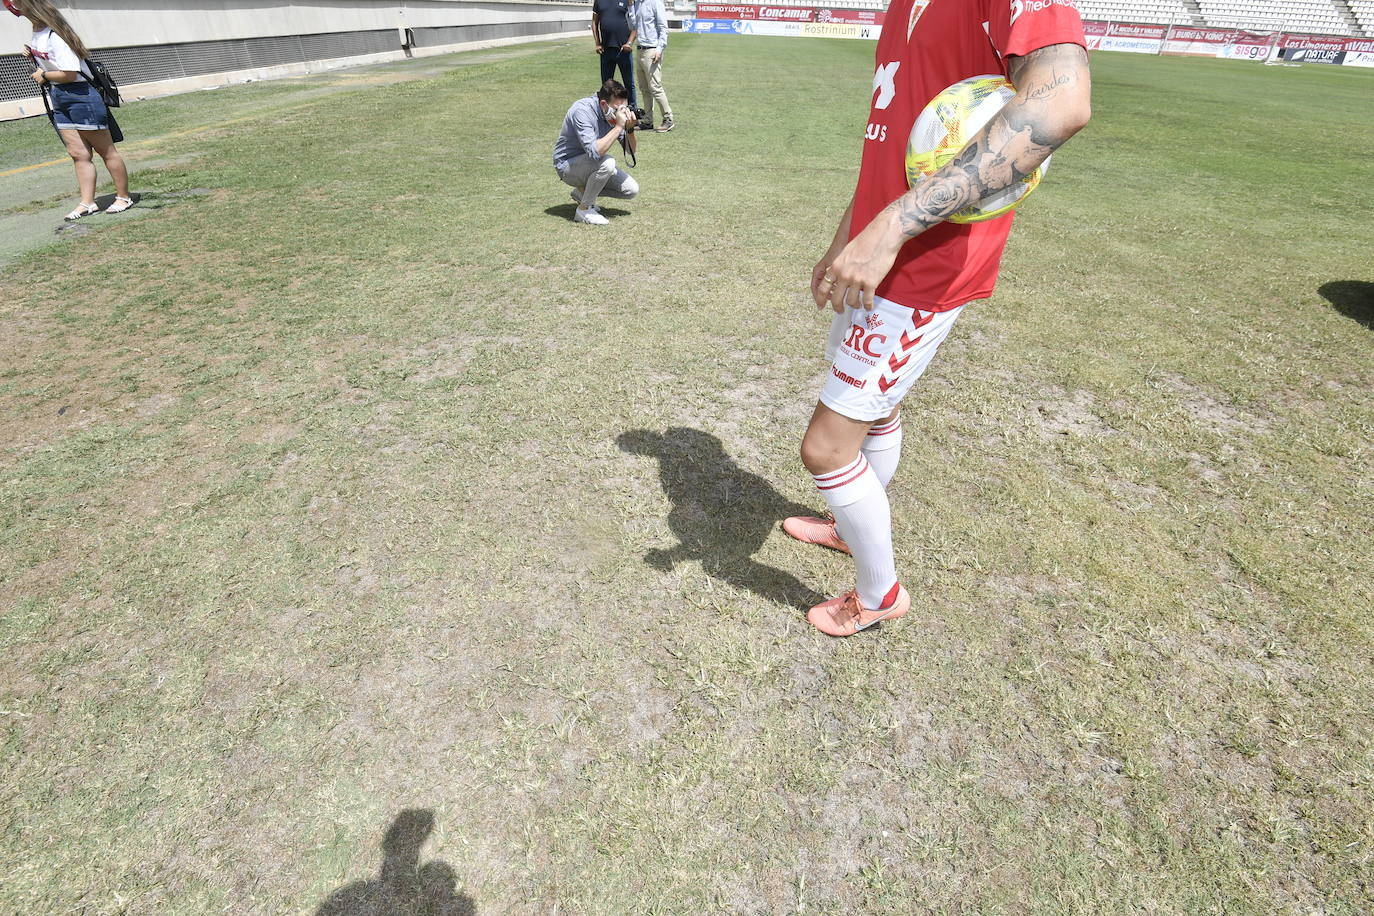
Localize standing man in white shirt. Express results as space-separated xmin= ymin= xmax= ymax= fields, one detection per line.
xmin=633 ymin=0 xmax=674 ymax=132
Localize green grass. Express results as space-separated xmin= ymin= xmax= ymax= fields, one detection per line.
xmin=1 ymin=37 xmax=1372 ymax=913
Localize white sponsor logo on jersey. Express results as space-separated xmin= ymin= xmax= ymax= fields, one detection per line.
xmin=1015 ymin=0 xmax=1078 ymax=22
xmin=872 ymin=61 xmax=900 ymax=110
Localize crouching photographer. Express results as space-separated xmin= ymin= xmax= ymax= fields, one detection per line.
xmin=552 ymin=80 xmax=640 ymax=226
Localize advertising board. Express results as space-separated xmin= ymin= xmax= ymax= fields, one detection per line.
xmin=1163 ymin=27 xmax=1233 ymax=57
xmin=681 ymin=18 xmax=738 ymax=32
xmin=801 ymin=21 xmax=871 ymax=39
xmin=693 ymin=3 xmax=884 ymax=24
xmin=1281 ymin=47 xmax=1345 ymax=64
xmin=1097 ymin=22 xmax=1165 ymax=54
xmin=683 ymin=10 xmax=1374 ymax=65
xmin=734 ymin=19 xmax=805 ymax=36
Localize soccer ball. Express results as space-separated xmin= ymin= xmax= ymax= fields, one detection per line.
xmin=906 ymin=74 xmax=1050 ymax=224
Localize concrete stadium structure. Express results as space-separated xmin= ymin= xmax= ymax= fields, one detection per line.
xmin=4 ymin=0 xmax=1367 ymax=120
xmin=1 ymin=0 xmax=591 ymax=120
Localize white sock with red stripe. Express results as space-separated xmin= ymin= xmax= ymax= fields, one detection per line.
xmin=812 ymin=455 xmax=898 ymax=610
xmin=862 ymin=415 xmax=903 ymax=487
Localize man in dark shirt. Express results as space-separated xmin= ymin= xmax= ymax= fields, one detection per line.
xmin=592 ymin=0 xmax=637 ymax=112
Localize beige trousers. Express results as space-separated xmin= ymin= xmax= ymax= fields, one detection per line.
xmin=635 ymin=48 xmax=672 ymax=123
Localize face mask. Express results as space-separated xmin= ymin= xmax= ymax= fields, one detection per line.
xmin=3 ymin=0 xmax=22 ymax=17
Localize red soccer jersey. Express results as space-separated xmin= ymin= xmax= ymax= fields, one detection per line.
xmin=853 ymin=0 xmax=1087 ymax=310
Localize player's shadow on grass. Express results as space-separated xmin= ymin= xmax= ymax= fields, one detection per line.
xmin=316 ymin=809 xmax=474 ymax=916
xmin=1320 ymin=281 xmax=1374 ymax=330
xmin=543 ymin=203 xmax=631 ymax=221
xmin=619 ymin=428 xmax=825 ymax=609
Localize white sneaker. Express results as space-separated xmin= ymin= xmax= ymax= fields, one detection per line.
xmin=573 ymin=206 xmax=608 ymax=225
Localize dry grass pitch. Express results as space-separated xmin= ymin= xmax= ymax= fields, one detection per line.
xmin=1 ymin=36 xmax=1372 ymax=913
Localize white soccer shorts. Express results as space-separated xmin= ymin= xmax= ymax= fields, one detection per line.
xmin=820 ymin=296 xmax=965 ymax=422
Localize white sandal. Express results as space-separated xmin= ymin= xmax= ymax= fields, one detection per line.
xmin=106 ymin=196 xmax=134 ymax=214
xmin=64 ymin=202 xmax=99 ymax=221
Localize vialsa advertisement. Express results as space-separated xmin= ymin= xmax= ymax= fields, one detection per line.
xmin=693 ymin=3 xmax=886 ymax=25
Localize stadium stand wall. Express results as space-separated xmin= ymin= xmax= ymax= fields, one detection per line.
xmin=0 ymin=0 xmax=591 ymax=120
xmin=1076 ymin=0 xmax=1196 ymax=24
xmin=1353 ymin=0 xmax=1374 ymax=32
xmin=1194 ymin=0 xmax=1348 ymax=32
xmin=1077 ymin=0 xmax=1367 ymax=33
xmin=674 ymin=0 xmax=1367 ymax=34
xmin=678 ymin=1 xmax=1372 ymax=59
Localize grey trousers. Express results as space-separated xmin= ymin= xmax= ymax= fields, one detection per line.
xmin=558 ymin=154 xmax=639 ymax=209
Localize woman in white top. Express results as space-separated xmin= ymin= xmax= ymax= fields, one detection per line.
xmin=7 ymin=0 xmax=132 ymax=220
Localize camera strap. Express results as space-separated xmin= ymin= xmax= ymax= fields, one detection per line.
xmin=37 ymin=80 xmax=63 ymax=142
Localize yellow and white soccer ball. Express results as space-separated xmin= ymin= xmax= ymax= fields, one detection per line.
xmin=905 ymin=74 xmax=1050 ymax=224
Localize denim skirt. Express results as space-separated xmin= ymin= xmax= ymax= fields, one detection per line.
xmin=49 ymin=80 xmax=121 ymax=140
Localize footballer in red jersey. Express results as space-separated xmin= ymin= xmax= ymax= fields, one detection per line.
xmin=788 ymin=0 xmax=1092 ymax=636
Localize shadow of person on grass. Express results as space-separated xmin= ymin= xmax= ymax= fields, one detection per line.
xmin=54 ymin=193 xmax=146 ymax=235
xmin=316 ymin=809 xmax=474 ymax=916
xmin=542 ymin=203 xmax=631 ymax=221
xmin=618 ymin=427 xmax=825 ymax=608
xmin=95 ymin=191 xmax=141 ymax=211
xmin=1319 ymin=281 xmax=1374 ymax=330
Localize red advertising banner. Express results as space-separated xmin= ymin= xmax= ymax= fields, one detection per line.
xmin=684 ymin=10 xmax=1367 ymax=60
xmin=696 ymin=4 xmax=810 ymax=20
xmin=1281 ymin=34 xmax=1374 ymax=52
xmin=1223 ymin=29 xmax=1280 ymax=60
xmin=1083 ymin=19 xmax=1368 ymax=52
xmin=1163 ymin=32 xmax=1228 ymax=57
xmin=1084 ymin=21 xmax=1166 ymax=53
xmin=1110 ymin=23 xmax=1167 ymax=39
xmin=1162 ymin=26 xmax=1277 ymax=59
xmin=694 ymin=3 xmax=884 ymax=24
xmin=750 ymin=4 xmax=815 ymax=20
xmin=1085 ymin=20 xmax=1277 ymax=56
xmin=694 ymin=3 xmax=763 ymax=18
xmin=1171 ymin=27 xmax=1234 ymax=43
xmin=816 ymin=8 xmax=885 ymax=25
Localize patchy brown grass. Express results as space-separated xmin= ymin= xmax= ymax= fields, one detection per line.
xmin=1 ymin=37 xmax=1372 ymax=916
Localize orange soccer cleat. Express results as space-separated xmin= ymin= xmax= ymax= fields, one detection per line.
xmin=807 ymin=585 xmax=910 ymax=637
xmin=782 ymin=516 xmax=851 ymax=555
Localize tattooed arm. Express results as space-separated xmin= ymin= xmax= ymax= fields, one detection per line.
xmin=816 ymin=43 xmax=1092 ymax=313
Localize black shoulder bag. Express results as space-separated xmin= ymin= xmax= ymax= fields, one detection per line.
xmin=84 ymin=58 xmax=121 ymax=108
